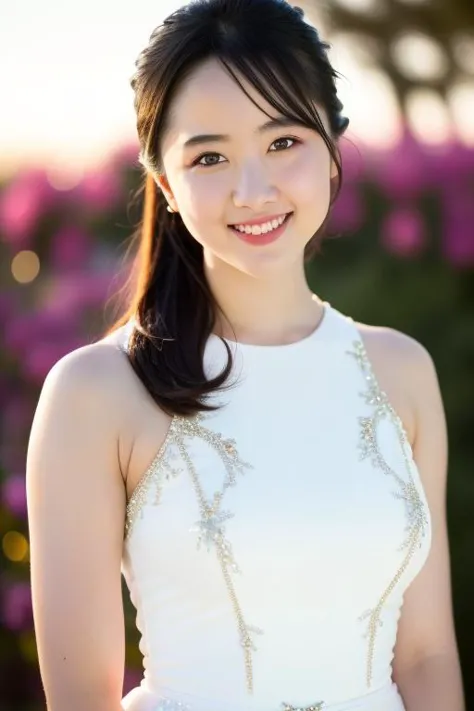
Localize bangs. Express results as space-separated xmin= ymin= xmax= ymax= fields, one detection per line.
xmin=218 ymin=50 xmax=334 ymax=154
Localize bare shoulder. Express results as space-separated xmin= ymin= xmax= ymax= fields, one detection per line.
xmin=45 ymin=336 xmax=126 ymax=399
xmin=34 ymin=326 xmax=170 ymax=485
xmin=354 ymin=321 xmax=440 ymax=445
xmin=44 ymin=324 xmax=164 ymax=420
xmin=356 ymin=321 xmax=435 ymax=376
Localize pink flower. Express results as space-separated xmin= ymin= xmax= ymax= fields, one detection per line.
xmin=382 ymin=206 xmax=426 ymax=258
xmin=50 ymin=226 xmax=91 ymax=271
xmin=23 ymin=337 xmax=86 ymax=382
xmin=2 ymin=475 xmax=27 ymax=518
xmin=122 ymin=667 xmax=143 ymax=695
xmin=111 ymin=142 xmax=140 ymax=171
xmin=442 ymin=196 xmax=474 ymax=266
xmin=330 ymin=186 xmax=365 ymax=232
xmin=370 ymin=131 xmax=431 ymax=200
xmin=4 ymin=313 xmax=45 ymax=353
xmin=77 ymin=168 xmax=121 ymax=212
xmin=0 ymin=170 xmax=55 ymax=246
xmin=1 ymin=581 xmax=32 ymax=631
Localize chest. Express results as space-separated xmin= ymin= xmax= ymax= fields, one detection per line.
xmin=127 ymin=386 xmax=431 ymax=613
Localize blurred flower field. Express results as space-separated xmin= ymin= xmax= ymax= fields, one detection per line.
xmin=0 ymin=131 xmax=473 ymax=709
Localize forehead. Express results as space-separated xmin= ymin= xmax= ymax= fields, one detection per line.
xmin=165 ymin=58 xmax=283 ymax=139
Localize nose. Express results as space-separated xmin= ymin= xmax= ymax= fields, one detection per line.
xmin=232 ymin=160 xmax=279 ymax=210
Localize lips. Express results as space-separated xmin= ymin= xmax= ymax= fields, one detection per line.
xmin=229 ymin=212 xmax=292 ymax=234
xmin=229 ymin=212 xmax=293 ymax=246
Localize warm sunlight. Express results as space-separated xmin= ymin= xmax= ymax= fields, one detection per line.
xmin=1 ymin=0 xmax=471 ymax=176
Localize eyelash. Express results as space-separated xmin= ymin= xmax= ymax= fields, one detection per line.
xmin=191 ymin=136 xmax=300 ymax=167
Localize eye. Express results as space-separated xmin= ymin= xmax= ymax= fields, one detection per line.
xmin=269 ymin=136 xmax=299 ymax=152
xmin=192 ymin=152 xmax=226 ymax=167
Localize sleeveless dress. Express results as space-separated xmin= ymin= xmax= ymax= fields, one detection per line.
xmin=119 ymin=302 xmax=432 ymax=711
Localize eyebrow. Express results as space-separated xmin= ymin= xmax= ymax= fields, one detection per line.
xmin=182 ymin=116 xmax=305 ymax=148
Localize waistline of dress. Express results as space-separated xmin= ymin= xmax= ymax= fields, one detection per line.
xmin=121 ymin=681 xmax=405 ymax=711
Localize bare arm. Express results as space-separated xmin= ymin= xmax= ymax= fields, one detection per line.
xmin=27 ymin=344 xmax=129 ymax=711
xmin=391 ymin=340 xmax=465 ymax=711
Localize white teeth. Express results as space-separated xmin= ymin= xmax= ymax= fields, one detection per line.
xmin=233 ymin=214 xmax=288 ymax=235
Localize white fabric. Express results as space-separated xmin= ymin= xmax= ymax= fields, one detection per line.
xmin=120 ymin=303 xmax=432 ymax=711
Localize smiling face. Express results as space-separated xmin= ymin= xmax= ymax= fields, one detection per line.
xmin=157 ymin=58 xmax=337 ymax=278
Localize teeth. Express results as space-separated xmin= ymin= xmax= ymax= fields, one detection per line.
xmin=233 ymin=214 xmax=287 ymax=235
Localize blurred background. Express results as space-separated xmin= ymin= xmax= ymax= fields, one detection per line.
xmin=0 ymin=0 xmax=473 ymax=708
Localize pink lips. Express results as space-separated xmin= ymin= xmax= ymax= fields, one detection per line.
xmin=229 ymin=213 xmax=292 ymax=246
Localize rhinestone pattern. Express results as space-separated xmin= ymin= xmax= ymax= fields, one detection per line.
xmin=152 ymin=699 xmax=324 ymax=711
xmin=348 ymin=339 xmax=429 ymax=689
xmin=154 ymin=699 xmax=191 ymax=711
xmin=281 ymin=702 xmax=325 ymax=711
xmin=124 ymin=412 xmax=262 ymax=694
xmin=125 ymin=418 xmax=183 ymax=538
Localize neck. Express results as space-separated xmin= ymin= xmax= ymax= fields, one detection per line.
xmin=204 ymin=256 xmax=324 ymax=346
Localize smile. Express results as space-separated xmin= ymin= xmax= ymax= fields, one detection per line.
xmin=230 ymin=213 xmax=290 ymax=236
xmin=228 ymin=212 xmax=293 ymax=246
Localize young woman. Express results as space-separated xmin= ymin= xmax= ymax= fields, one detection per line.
xmin=26 ymin=1 xmax=465 ymax=710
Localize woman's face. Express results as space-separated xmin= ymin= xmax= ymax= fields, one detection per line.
xmin=158 ymin=58 xmax=337 ymax=278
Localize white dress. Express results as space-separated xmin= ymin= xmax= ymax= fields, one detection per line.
xmin=119 ymin=302 xmax=432 ymax=711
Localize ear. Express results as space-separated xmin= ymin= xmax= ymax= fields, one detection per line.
xmin=156 ymin=173 xmax=179 ymax=213
xmin=330 ymin=158 xmax=338 ymax=180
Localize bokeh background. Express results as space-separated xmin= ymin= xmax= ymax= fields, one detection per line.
xmin=1 ymin=0 xmax=473 ymax=709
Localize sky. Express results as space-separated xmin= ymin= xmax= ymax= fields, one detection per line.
xmin=1 ymin=0 xmax=472 ymax=178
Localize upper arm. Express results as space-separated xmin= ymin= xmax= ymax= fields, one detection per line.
xmin=390 ymin=339 xmax=459 ymax=674
xmin=26 ymin=345 xmax=128 ymax=710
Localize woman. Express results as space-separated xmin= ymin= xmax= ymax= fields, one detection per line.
xmin=26 ymin=1 xmax=465 ymax=710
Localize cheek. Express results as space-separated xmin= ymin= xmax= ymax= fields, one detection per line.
xmin=169 ymin=172 xmax=229 ymax=251
xmin=176 ymin=173 xmax=227 ymax=226
xmin=283 ymin=148 xmax=332 ymax=210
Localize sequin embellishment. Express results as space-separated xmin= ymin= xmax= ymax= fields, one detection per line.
xmin=125 ymin=412 xmax=263 ymax=694
xmin=348 ymin=339 xmax=429 ymax=688
xmin=281 ymin=702 xmax=324 ymax=711
xmin=155 ymin=700 xmax=191 ymax=711
xmin=125 ymin=419 xmax=183 ymax=538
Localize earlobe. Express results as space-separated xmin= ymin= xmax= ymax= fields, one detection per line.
xmin=330 ymin=159 xmax=338 ymax=180
xmin=155 ymin=172 xmax=179 ymax=213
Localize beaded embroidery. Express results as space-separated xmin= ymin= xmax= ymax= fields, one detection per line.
xmin=348 ymin=338 xmax=429 ymax=688
xmin=125 ymin=412 xmax=263 ymax=694
xmin=152 ymin=699 xmax=324 ymax=711
xmin=155 ymin=699 xmax=191 ymax=711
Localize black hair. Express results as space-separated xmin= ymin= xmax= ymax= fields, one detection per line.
xmin=111 ymin=0 xmax=349 ymax=417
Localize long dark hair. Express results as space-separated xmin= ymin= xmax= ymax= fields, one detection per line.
xmin=111 ymin=0 xmax=349 ymax=417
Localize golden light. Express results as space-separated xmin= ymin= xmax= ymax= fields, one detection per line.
xmin=448 ymin=80 xmax=474 ymax=145
xmin=406 ymin=89 xmax=453 ymax=145
xmin=2 ymin=531 xmax=29 ymax=563
xmin=11 ymin=250 xmax=40 ymax=284
xmin=391 ymin=32 xmax=449 ymax=82
xmin=333 ymin=0 xmax=383 ymax=14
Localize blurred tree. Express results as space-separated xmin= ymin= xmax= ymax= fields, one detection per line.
xmin=303 ymin=0 xmax=474 ymax=110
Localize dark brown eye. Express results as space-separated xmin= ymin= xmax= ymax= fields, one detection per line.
xmin=269 ymin=137 xmax=297 ymax=152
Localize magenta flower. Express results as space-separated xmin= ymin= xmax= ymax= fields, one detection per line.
xmin=330 ymin=185 xmax=365 ymax=232
xmin=50 ymin=226 xmax=92 ymax=271
xmin=2 ymin=475 xmax=27 ymax=518
xmin=370 ymin=131 xmax=431 ymax=200
xmin=23 ymin=337 xmax=86 ymax=383
xmin=0 ymin=170 xmax=55 ymax=246
xmin=442 ymin=196 xmax=474 ymax=266
xmin=122 ymin=667 xmax=143 ymax=695
xmin=77 ymin=168 xmax=121 ymax=212
xmin=111 ymin=142 xmax=140 ymax=171
xmin=1 ymin=581 xmax=32 ymax=631
xmin=381 ymin=206 xmax=426 ymax=258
